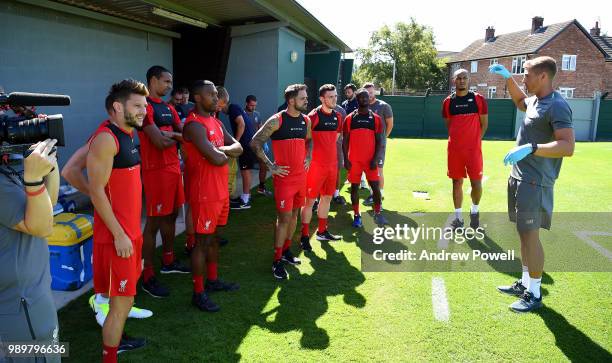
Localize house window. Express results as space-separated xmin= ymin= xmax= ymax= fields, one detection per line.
xmin=490 ymin=58 xmax=498 ymax=66
xmin=471 ymin=61 xmax=478 ymax=73
xmin=562 ymin=55 xmax=577 ymax=71
xmin=512 ymin=55 xmax=527 ymax=74
xmin=469 ymin=86 xmax=478 ymax=93
xmin=451 ymin=63 xmax=461 ymax=73
xmin=488 ymin=86 xmax=497 ymax=98
xmin=558 ymin=87 xmax=574 ymax=98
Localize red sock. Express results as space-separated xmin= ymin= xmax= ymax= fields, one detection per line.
xmin=193 ymin=274 xmax=204 ymax=294
xmin=274 ymin=247 xmax=283 ymax=261
xmin=143 ymin=265 xmax=154 ymax=283
xmin=102 ymin=344 xmax=118 ymax=363
xmin=317 ymin=218 xmax=327 ymax=233
xmin=352 ymin=203 xmax=360 ymax=216
xmin=301 ymin=223 xmax=309 ymax=237
xmin=207 ymin=262 xmax=218 ymax=281
xmin=374 ymin=203 xmax=381 ymax=214
xmin=162 ymin=251 xmax=174 ymax=266
xmin=186 ymin=233 xmax=195 ymax=249
xmin=283 ymin=239 xmax=292 ymax=251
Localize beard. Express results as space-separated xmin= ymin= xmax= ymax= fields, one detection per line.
xmin=124 ymin=112 xmax=143 ymax=128
xmin=295 ymin=103 xmax=308 ymax=113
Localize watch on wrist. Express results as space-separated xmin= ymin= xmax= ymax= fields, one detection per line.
xmin=23 ymin=179 xmax=45 ymax=187
xmin=531 ymin=142 xmax=538 ymax=154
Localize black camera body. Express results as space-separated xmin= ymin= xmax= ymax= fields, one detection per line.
xmin=0 ymin=91 xmax=70 ymax=155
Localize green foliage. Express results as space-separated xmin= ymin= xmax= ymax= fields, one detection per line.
xmin=354 ymin=19 xmax=448 ymax=91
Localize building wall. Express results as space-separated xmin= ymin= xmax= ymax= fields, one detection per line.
xmin=449 ymin=58 xmax=526 ymax=99
xmin=0 ymin=1 xmax=173 ymax=166
xmin=224 ymin=29 xmax=279 ymax=125
xmin=277 ymin=28 xmax=305 ymax=105
xmin=604 ymin=62 xmax=612 ymax=93
xmin=449 ymin=23 xmax=607 ymax=99
xmin=304 ymin=50 xmax=341 ymax=108
xmin=538 ymin=23 xmax=606 ymax=98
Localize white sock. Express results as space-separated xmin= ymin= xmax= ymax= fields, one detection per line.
xmin=333 ymin=189 xmax=339 ymax=198
xmin=380 ymin=188 xmax=384 ymax=196
xmin=95 ymin=294 xmax=109 ymax=304
xmin=241 ymin=193 xmax=250 ymax=203
xmin=521 ymin=265 xmax=529 ymax=287
xmin=454 ymin=208 xmax=463 ymax=221
xmin=528 ymin=277 xmax=542 ymax=299
xmin=471 ymin=204 xmax=479 ymax=214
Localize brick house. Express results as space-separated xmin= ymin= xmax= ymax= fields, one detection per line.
xmin=590 ymin=22 xmax=612 ymax=95
xmin=447 ymin=17 xmax=610 ymax=99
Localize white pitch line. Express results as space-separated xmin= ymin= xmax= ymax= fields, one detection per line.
xmin=437 ymin=214 xmax=455 ymax=250
xmin=466 ymin=175 xmax=489 ymax=194
xmin=431 ymin=277 xmax=450 ymax=322
xmin=574 ymin=231 xmax=612 ymax=262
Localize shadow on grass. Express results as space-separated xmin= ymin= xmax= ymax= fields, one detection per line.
xmin=257 ymin=242 xmax=366 ymax=350
xmin=465 ymin=234 xmax=555 ymax=295
xmin=536 ymin=306 xmax=612 ymax=361
xmin=57 ymin=176 xmax=368 ymax=361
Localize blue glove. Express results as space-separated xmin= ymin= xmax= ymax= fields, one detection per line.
xmin=503 ymin=144 xmax=533 ymax=166
xmin=489 ymin=64 xmax=511 ymax=79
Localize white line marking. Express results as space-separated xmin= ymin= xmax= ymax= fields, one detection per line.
xmin=437 ymin=214 xmax=455 ymax=250
xmin=466 ymin=175 xmax=489 ymax=194
xmin=574 ymin=231 xmax=612 ymax=262
xmin=431 ymin=277 xmax=450 ymax=322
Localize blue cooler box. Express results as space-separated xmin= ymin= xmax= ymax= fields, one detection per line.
xmin=47 ymin=213 xmax=94 ymax=291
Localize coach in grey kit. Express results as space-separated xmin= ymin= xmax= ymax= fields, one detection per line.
xmin=0 ymin=139 xmax=61 ymax=362
xmin=490 ymin=56 xmax=575 ymax=313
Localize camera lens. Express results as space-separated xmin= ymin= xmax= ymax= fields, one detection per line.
xmin=6 ymin=117 xmax=48 ymax=144
xmin=2 ymin=115 xmax=64 ymax=146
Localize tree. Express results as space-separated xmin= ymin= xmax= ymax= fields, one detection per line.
xmin=353 ymin=19 xmax=448 ymax=92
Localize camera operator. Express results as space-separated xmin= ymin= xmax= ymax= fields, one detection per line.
xmin=0 ymin=138 xmax=61 ymax=362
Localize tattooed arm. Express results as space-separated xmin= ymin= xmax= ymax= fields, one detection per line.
xmin=250 ymin=115 xmax=288 ymax=177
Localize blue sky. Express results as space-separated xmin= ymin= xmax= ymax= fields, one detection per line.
xmin=297 ymin=0 xmax=610 ymax=53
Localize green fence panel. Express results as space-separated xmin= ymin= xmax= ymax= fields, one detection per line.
xmin=379 ymin=95 xmax=516 ymax=140
xmin=379 ymin=95 xmax=425 ymax=137
xmin=486 ymin=99 xmax=516 ymax=140
xmin=423 ymin=95 xmax=447 ymax=138
xmin=596 ymin=100 xmax=612 ymax=141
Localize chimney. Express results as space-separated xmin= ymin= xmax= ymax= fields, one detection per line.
xmin=590 ymin=21 xmax=601 ymax=36
xmin=531 ymin=16 xmax=544 ymax=34
xmin=485 ymin=26 xmax=495 ymax=42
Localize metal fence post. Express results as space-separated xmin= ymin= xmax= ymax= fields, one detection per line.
xmin=591 ymin=91 xmax=601 ymax=141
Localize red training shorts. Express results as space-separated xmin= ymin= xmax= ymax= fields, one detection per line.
xmin=273 ymin=177 xmax=306 ymax=213
xmin=93 ymin=236 xmax=143 ymax=297
xmin=347 ymin=160 xmax=379 ymax=184
xmin=191 ymin=198 xmax=229 ymax=235
xmin=143 ymin=169 xmax=185 ymax=217
xmin=447 ymin=147 xmax=483 ymax=180
xmin=306 ymin=163 xmax=337 ymax=198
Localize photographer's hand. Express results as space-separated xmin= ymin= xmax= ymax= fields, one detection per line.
xmin=24 ymin=139 xmax=56 ymax=183
xmin=44 ymin=149 xmax=60 ymax=205
xmin=11 ymin=139 xmax=56 ymax=238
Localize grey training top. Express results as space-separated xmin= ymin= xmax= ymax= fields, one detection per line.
xmin=0 ymin=165 xmax=52 ymax=314
xmin=511 ymin=91 xmax=573 ymax=187
xmin=369 ymin=99 xmax=393 ymax=140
